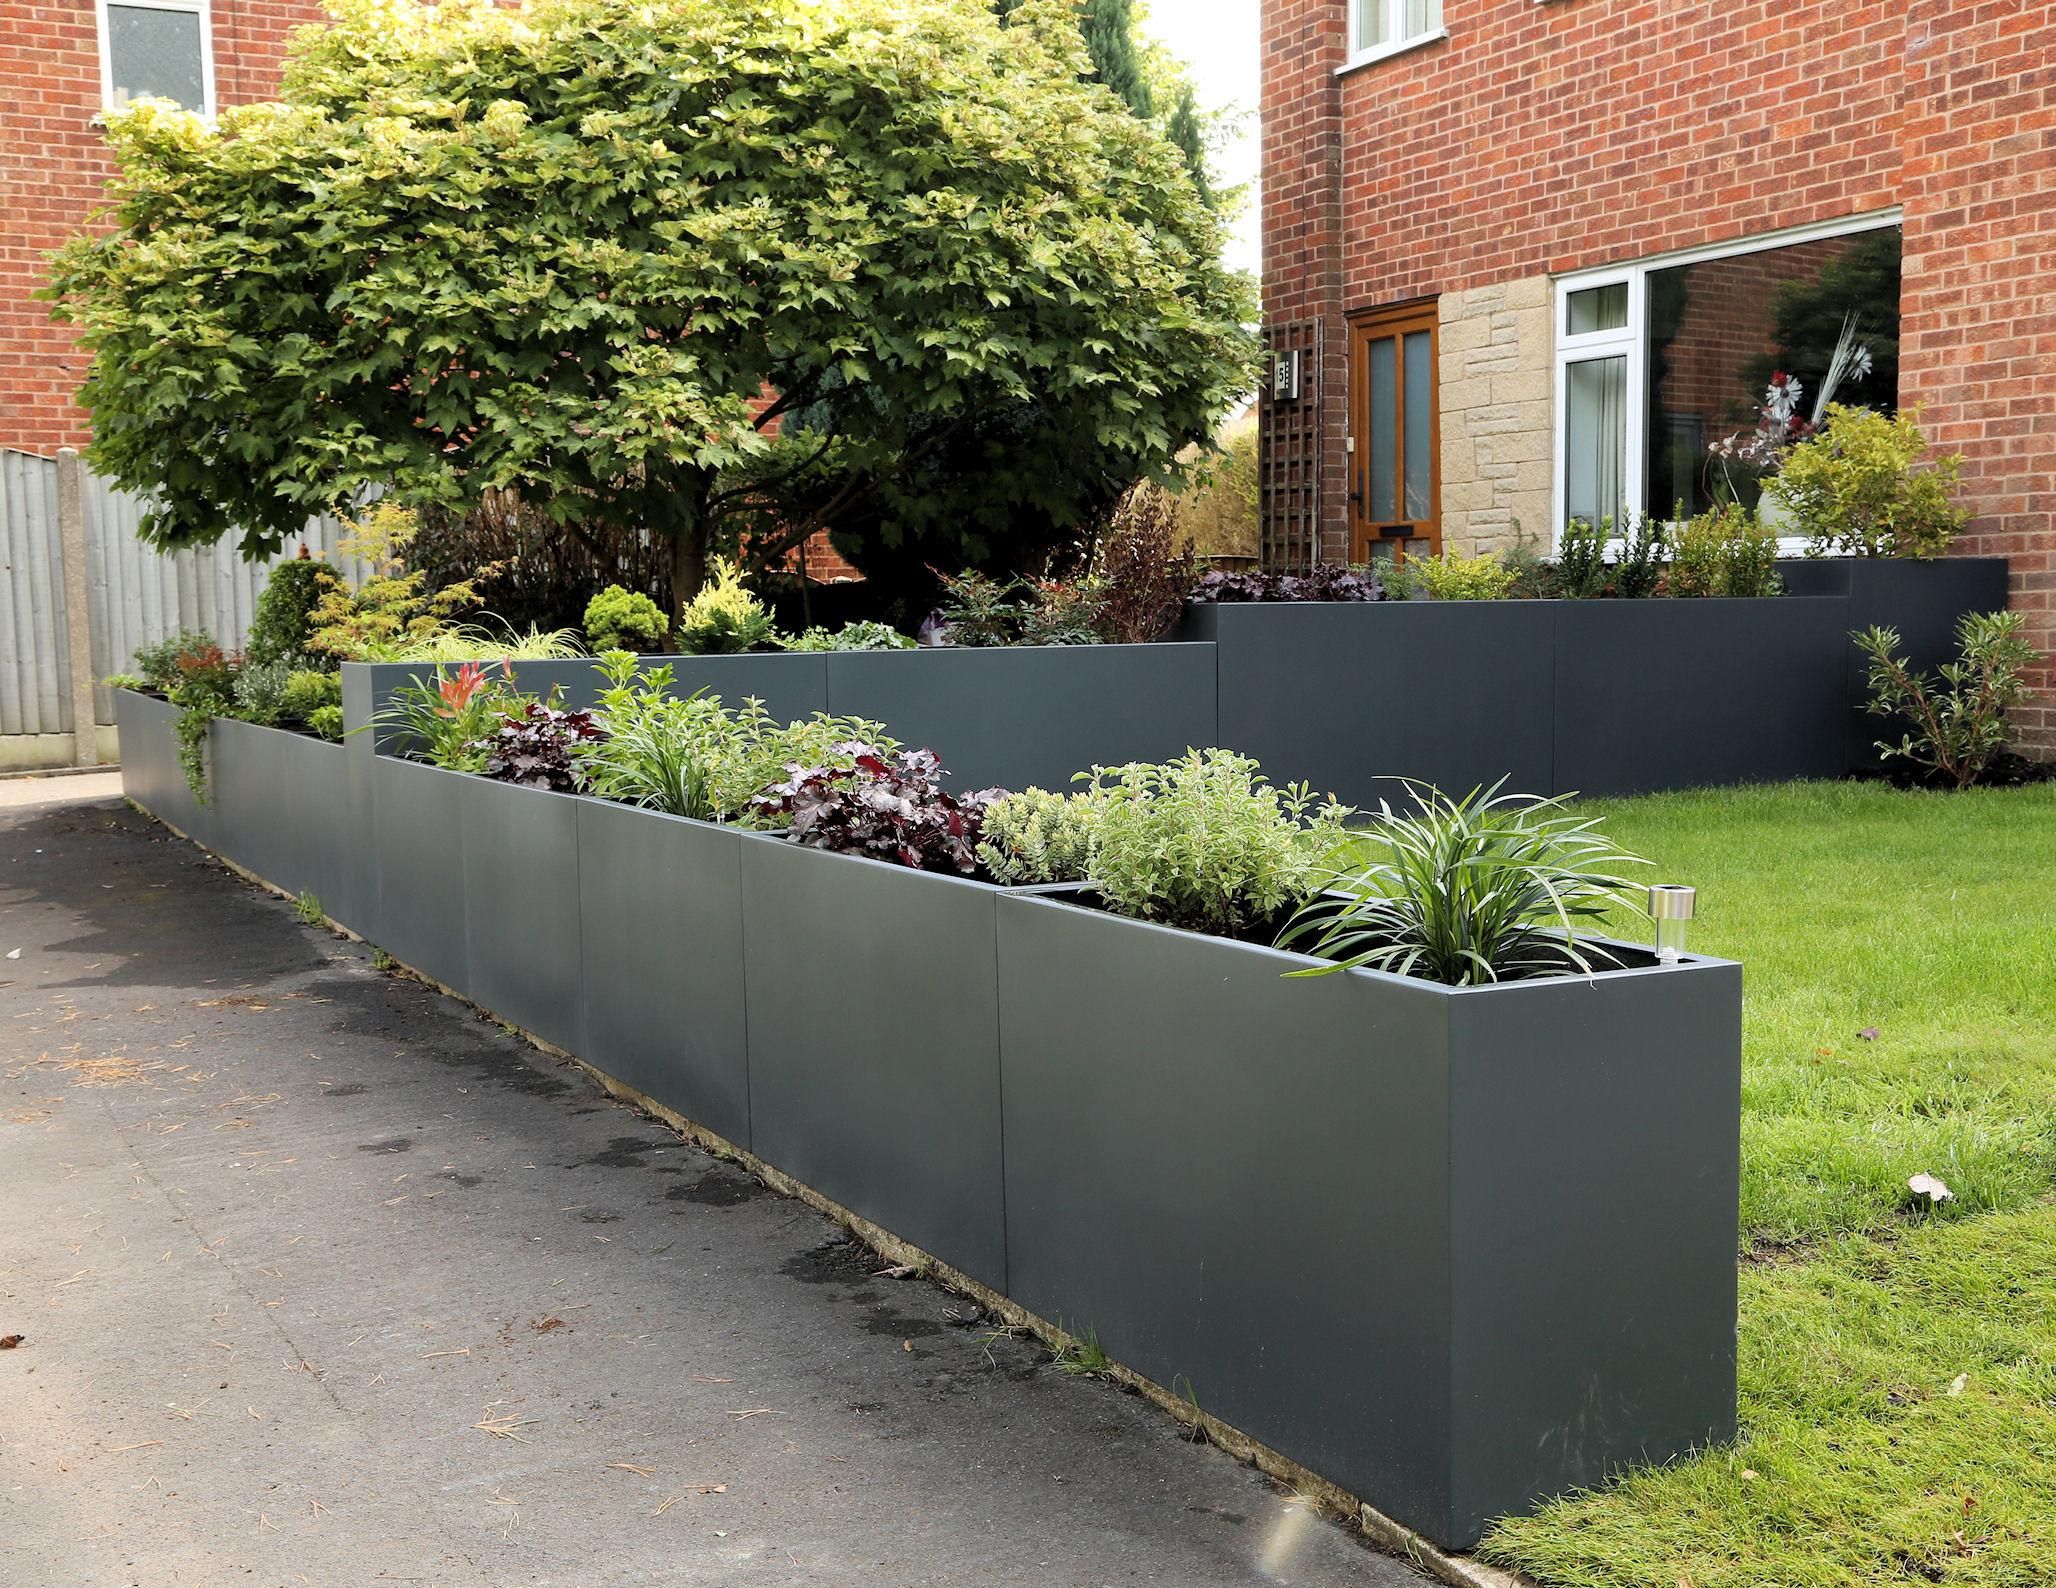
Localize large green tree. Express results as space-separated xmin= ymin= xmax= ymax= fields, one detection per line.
xmin=50 ymin=0 xmax=1255 ymax=614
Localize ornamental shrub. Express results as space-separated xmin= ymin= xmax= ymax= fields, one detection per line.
xmin=133 ymin=628 xmax=217 ymax=691
xmin=1856 ymin=612 xmax=2038 ymax=789
xmin=1189 ymin=564 xmax=1384 ymax=604
xmin=750 ymin=746 xmax=1003 ymax=874
xmin=370 ymin=660 xmax=526 ymax=773
xmin=279 ymin=668 xmax=342 ymax=726
xmin=977 ymin=787 xmax=1101 ymax=885
xmin=1083 ymin=749 xmax=1350 ymax=939
xmin=49 ymin=0 xmax=1255 ymax=618
xmin=247 ymin=551 xmax=333 ymax=668
xmin=233 ymin=657 xmax=295 ymax=725
xmin=1765 ymin=404 xmax=1968 ymax=558
xmin=165 ymin=640 xmax=242 ymax=800
xmin=475 ymin=700 xmax=606 ymax=793
xmin=1393 ymin=549 xmax=1518 ymax=602
xmin=1667 ymin=503 xmax=1783 ymax=598
xmin=932 ymin=571 xmax=1029 ymax=647
xmin=675 ymin=560 xmax=773 ymax=655
xmin=1090 ymin=484 xmax=1199 ymax=643
xmin=583 ymin=585 xmax=670 ymax=654
xmin=778 ymin=621 xmax=915 ymax=652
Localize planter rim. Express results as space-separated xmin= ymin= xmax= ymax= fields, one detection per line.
xmin=1002 ymin=886 xmax=1735 ymax=996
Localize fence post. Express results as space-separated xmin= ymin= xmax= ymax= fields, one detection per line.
xmin=56 ymin=448 xmax=99 ymax=767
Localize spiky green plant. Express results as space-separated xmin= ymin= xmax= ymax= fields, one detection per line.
xmin=1280 ymin=781 xmax=1650 ymax=985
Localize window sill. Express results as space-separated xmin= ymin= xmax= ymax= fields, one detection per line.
xmin=1335 ymin=30 xmax=1449 ymax=76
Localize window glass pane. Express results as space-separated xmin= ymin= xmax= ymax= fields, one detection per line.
xmin=1565 ymin=356 xmax=1626 ymax=530
xmin=1367 ymin=337 xmax=1397 ymax=522
xmin=1403 ymin=0 xmax=1439 ymax=38
xmin=106 ymin=5 xmax=206 ymax=111
xmin=1355 ymin=0 xmax=1389 ymax=50
xmin=1565 ymin=283 xmax=1628 ymax=336
xmin=1403 ymin=329 xmax=1432 ymax=521
xmin=1645 ymin=226 xmax=1900 ymax=516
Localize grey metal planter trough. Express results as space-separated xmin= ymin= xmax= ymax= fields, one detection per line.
xmin=118 ymin=698 xmax=1746 ymax=1551
xmin=115 ymin=689 xmax=218 ymax=851
xmin=738 ymin=837 xmax=1009 ymax=1291
xmin=576 ymin=801 xmax=753 ymax=1148
xmin=208 ymin=716 xmax=367 ymax=923
xmin=994 ymin=889 xmax=1742 ymax=1550
xmin=460 ymin=776 xmax=586 ymax=1057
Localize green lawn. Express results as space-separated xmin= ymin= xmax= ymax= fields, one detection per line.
xmin=1479 ymin=780 xmax=2056 ymax=1588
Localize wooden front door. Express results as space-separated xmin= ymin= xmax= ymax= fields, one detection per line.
xmin=1348 ymin=304 xmax=1441 ymax=566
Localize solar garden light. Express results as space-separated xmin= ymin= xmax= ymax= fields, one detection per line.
xmin=1647 ymin=884 xmax=1696 ymax=965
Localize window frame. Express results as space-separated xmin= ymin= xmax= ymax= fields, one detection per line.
xmin=96 ymin=0 xmax=217 ymax=119
xmin=1340 ymin=0 xmax=1447 ymax=73
xmin=1550 ymin=209 xmax=1904 ymax=548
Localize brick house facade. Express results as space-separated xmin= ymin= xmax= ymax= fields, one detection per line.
xmin=1261 ymin=0 xmax=2056 ymax=750
xmin=1 ymin=0 xmax=861 ymax=583
xmin=2 ymin=0 xmax=324 ymax=455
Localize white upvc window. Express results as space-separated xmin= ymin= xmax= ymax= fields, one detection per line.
xmin=97 ymin=0 xmax=216 ymax=117
xmin=1550 ymin=210 xmax=1904 ymax=546
xmin=1345 ymin=0 xmax=1445 ymax=70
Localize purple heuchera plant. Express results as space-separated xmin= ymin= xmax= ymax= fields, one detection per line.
xmin=1189 ymin=564 xmax=1385 ymax=604
xmin=750 ymin=743 xmax=1005 ymax=875
xmin=475 ymin=701 xmax=606 ymax=794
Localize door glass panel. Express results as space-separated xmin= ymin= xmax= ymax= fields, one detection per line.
xmin=1565 ymin=283 xmax=1628 ymax=336
xmin=1403 ymin=329 xmax=1432 ymax=521
xmin=1367 ymin=337 xmax=1397 ymax=522
xmin=106 ymin=5 xmax=206 ymax=111
xmin=1565 ymin=355 xmax=1626 ymax=529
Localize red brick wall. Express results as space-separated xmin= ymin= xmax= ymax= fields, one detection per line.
xmin=1 ymin=0 xmax=324 ymax=455
xmin=1263 ymin=0 xmax=2056 ymax=748
xmin=1259 ymin=0 xmax=1351 ymax=564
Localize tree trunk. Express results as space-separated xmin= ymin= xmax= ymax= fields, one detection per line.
xmin=658 ymin=470 xmax=715 ymax=626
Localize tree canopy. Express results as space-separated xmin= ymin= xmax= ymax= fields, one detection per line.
xmin=50 ymin=0 xmax=1256 ymax=610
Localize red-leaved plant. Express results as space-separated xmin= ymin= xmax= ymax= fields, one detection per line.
xmin=474 ymin=700 xmax=606 ymax=794
xmin=749 ymin=744 xmax=1005 ymax=875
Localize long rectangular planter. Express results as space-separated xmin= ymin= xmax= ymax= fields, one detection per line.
xmin=116 ymin=689 xmax=218 ymax=851
xmin=994 ymin=890 xmax=1741 ymax=1550
xmin=207 ymin=717 xmax=368 ymax=924
xmin=576 ymin=800 xmax=752 ymax=1147
xmin=459 ymin=776 xmax=586 ymax=1056
xmin=738 ymin=837 xmax=1008 ymax=1289
xmin=822 ymin=642 xmax=1217 ymax=793
xmin=121 ymin=719 xmax=1744 ymax=1549
xmin=369 ymin=753 xmax=470 ymax=993
xmin=1551 ymin=595 xmax=1848 ymax=795
xmin=1777 ymin=556 xmax=2011 ymax=768
xmin=1193 ymin=599 xmax=1557 ymax=805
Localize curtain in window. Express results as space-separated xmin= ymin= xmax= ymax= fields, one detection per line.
xmin=1565 ymin=356 xmax=1626 ymax=528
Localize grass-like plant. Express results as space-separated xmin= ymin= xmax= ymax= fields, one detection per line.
xmin=371 ymin=620 xmax=584 ymax=663
xmin=571 ymin=652 xmax=896 ymax=822
xmin=366 ymin=659 xmax=526 ymax=773
xmin=572 ymin=654 xmax=728 ymax=818
xmin=1280 ymin=782 xmax=1650 ymax=985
